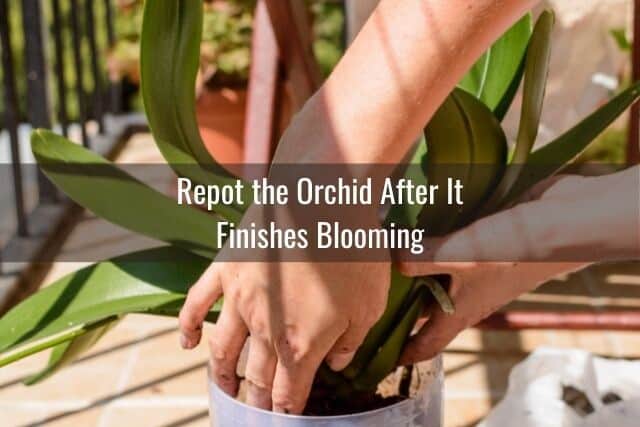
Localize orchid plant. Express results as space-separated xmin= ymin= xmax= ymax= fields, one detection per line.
xmin=1 ymin=1 xmax=638 ymax=403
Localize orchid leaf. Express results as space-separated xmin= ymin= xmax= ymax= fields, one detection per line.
xmin=459 ymin=13 xmax=532 ymax=118
xmin=512 ymin=10 xmax=554 ymax=165
xmin=0 ymin=247 xmax=218 ymax=368
xmin=342 ymin=271 xmax=414 ymax=379
xmin=140 ymin=0 xmax=249 ymax=219
xmin=505 ymin=81 xmax=640 ymax=204
xmin=385 ymin=136 xmax=428 ymax=227
xmin=23 ymin=317 xmax=121 ymax=385
xmin=353 ymin=285 xmax=427 ymax=391
xmin=32 ymin=130 xmax=221 ymax=258
xmin=483 ymin=11 xmax=554 ymax=213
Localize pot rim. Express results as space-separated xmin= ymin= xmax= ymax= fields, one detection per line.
xmin=208 ymin=355 xmax=442 ymax=421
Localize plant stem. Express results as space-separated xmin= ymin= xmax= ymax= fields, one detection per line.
xmin=0 ymin=316 xmax=118 ymax=368
xmin=399 ymin=365 xmax=414 ymax=397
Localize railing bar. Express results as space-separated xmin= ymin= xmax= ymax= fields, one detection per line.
xmin=85 ymin=0 xmax=105 ymax=133
xmin=104 ymin=0 xmax=121 ymax=114
xmin=628 ymin=0 xmax=640 ymax=165
xmin=104 ymin=0 xmax=115 ymax=46
xmin=0 ymin=0 xmax=28 ymax=236
xmin=51 ymin=0 xmax=69 ymax=138
xmin=21 ymin=0 xmax=58 ymax=203
xmin=69 ymin=0 xmax=89 ymax=147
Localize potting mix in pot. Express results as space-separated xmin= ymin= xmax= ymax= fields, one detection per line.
xmin=0 ymin=0 xmax=639 ymax=422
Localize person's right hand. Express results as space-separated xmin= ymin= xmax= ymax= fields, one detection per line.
xmin=178 ymin=204 xmax=390 ymax=414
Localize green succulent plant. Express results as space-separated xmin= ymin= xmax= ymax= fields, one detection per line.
xmin=1 ymin=1 xmax=639 ymax=400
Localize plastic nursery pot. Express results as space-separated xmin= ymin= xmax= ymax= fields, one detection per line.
xmin=208 ymin=356 xmax=443 ymax=427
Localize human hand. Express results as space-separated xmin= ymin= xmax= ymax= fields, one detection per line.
xmin=178 ymin=207 xmax=390 ymax=414
xmin=395 ymin=173 xmax=634 ymax=364
xmin=397 ymin=260 xmax=585 ymax=364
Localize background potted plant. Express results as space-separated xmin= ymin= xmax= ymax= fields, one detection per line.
xmin=0 ymin=1 xmax=639 ymax=425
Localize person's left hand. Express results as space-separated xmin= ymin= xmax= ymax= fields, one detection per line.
xmin=395 ymin=174 xmax=607 ymax=364
xmin=397 ymin=260 xmax=585 ymax=364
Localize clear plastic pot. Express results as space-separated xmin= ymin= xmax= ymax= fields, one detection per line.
xmin=208 ymin=356 xmax=443 ymax=427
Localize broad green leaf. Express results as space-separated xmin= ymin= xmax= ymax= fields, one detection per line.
xmin=459 ymin=14 xmax=532 ymax=117
xmin=342 ymin=271 xmax=414 ymax=379
xmin=459 ymin=52 xmax=490 ymax=99
xmin=505 ymin=81 xmax=640 ymax=204
xmin=24 ymin=317 xmax=121 ymax=385
xmin=353 ymin=285 xmax=427 ymax=391
xmin=384 ymin=136 xmax=428 ymax=228
xmin=140 ymin=0 xmax=211 ymax=166
xmin=32 ymin=130 xmax=221 ymax=259
xmin=441 ymin=89 xmax=508 ymax=230
xmin=482 ymin=11 xmax=554 ymax=214
xmin=0 ymin=247 xmax=218 ymax=367
xmin=140 ymin=0 xmax=249 ymax=219
xmin=418 ymin=93 xmax=474 ymax=234
xmin=418 ymin=89 xmax=507 ymax=233
xmin=493 ymin=58 xmax=526 ymax=122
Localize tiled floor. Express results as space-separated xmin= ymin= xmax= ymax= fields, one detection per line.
xmin=1 ymin=93 xmax=639 ymax=426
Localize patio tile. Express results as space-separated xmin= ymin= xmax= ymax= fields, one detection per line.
xmin=118 ymin=321 xmax=214 ymax=399
xmin=608 ymin=331 xmax=640 ymax=357
xmin=115 ymin=133 xmax=166 ymax=164
xmin=2 ymin=409 xmax=50 ymax=427
xmin=518 ymin=330 xmax=558 ymax=351
xmin=0 ymin=324 xmax=138 ymax=402
xmin=56 ymin=214 xmax=158 ymax=262
xmin=447 ymin=329 xmax=483 ymax=352
xmin=101 ymin=407 xmax=210 ymax=427
xmin=545 ymin=330 xmax=617 ymax=354
xmin=22 ymin=407 xmax=105 ymax=427
xmin=444 ymin=353 xmax=514 ymax=399
xmin=444 ymin=398 xmax=492 ymax=427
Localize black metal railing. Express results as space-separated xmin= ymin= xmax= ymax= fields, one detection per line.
xmin=0 ymin=0 xmax=121 ymax=239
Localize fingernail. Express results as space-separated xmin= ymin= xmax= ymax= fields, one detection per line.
xmin=327 ymin=353 xmax=354 ymax=372
xmin=246 ymin=382 xmax=272 ymax=410
xmin=180 ymin=334 xmax=192 ymax=349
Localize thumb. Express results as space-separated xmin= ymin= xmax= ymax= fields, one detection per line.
xmin=179 ymin=263 xmax=223 ymax=349
xmin=398 ymin=311 xmax=459 ymax=365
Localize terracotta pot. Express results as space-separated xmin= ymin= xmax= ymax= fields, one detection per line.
xmin=196 ymin=86 xmax=247 ymax=177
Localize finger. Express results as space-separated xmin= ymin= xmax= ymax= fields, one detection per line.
xmin=270 ymin=327 xmax=336 ymax=414
xmin=325 ymin=319 xmax=371 ymax=372
xmin=271 ymin=357 xmax=319 ymax=414
xmin=402 ymin=201 xmax=550 ymax=267
xmin=523 ymin=174 xmax=584 ymax=203
xmin=398 ymin=258 xmax=453 ymax=277
xmin=395 ymin=232 xmax=475 ymax=277
xmin=398 ymin=311 xmax=460 ymax=365
xmin=397 ymin=242 xmax=471 ymax=278
xmin=244 ymin=337 xmax=277 ymax=410
xmin=209 ymin=303 xmax=248 ymax=396
xmin=179 ymin=263 xmax=223 ymax=349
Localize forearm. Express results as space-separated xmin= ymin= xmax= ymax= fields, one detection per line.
xmin=425 ymin=168 xmax=640 ymax=263
xmin=274 ymin=0 xmax=538 ymax=166
xmin=547 ymin=167 xmax=640 ymax=262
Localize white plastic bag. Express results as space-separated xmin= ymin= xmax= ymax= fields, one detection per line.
xmin=478 ymin=348 xmax=640 ymax=427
